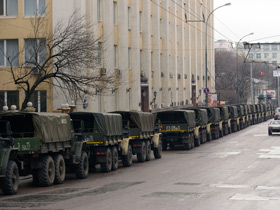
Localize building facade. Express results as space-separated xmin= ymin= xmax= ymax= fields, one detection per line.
xmin=53 ymin=0 xmax=215 ymax=112
xmin=0 ymin=0 xmax=53 ymax=111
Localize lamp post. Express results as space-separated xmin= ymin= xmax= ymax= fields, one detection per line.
xmin=205 ymin=3 xmax=231 ymax=106
xmin=236 ymin=32 xmax=254 ymax=104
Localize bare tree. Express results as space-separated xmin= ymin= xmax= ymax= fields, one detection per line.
xmin=5 ymin=11 xmax=114 ymax=110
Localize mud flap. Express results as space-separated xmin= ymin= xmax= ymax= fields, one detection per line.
xmin=219 ymin=121 xmax=223 ymax=131
xmin=121 ymin=138 xmax=130 ymax=155
xmin=206 ymin=124 xmax=211 ymax=134
xmin=152 ymin=133 xmax=161 ymax=148
xmin=194 ymin=127 xmax=200 ymax=139
xmin=237 ymin=118 xmax=240 ymax=126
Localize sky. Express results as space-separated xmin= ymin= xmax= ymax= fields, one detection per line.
xmin=214 ymin=0 xmax=280 ymax=44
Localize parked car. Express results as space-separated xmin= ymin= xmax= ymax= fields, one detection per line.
xmin=268 ymin=120 xmax=280 ymax=135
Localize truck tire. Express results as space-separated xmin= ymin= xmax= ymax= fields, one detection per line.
xmin=38 ymin=155 xmax=55 ymax=187
xmin=146 ymin=141 xmax=152 ymax=161
xmin=137 ymin=141 xmax=146 ymax=162
xmin=153 ymin=139 xmax=162 ymax=159
xmin=122 ymin=144 xmax=133 ymax=167
xmin=111 ymin=146 xmax=119 ymax=171
xmin=75 ymin=151 xmax=89 ymax=179
xmin=1 ymin=160 xmax=19 ymax=195
xmin=101 ymin=148 xmax=112 ymax=172
xmin=194 ymin=133 xmax=200 ymax=147
xmin=53 ymin=154 xmax=66 ymax=184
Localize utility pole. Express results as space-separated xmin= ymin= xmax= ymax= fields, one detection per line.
xmin=250 ymin=62 xmax=254 ymax=104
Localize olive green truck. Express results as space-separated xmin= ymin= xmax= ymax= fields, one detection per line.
xmin=0 ymin=112 xmax=88 ymax=195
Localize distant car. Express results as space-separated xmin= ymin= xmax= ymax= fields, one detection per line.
xmin=274 ymin=113 xmax=280 ymax=120
xmin=268 ymin=120 xmax=280 ymax=135
xmin=276 ymin=107 xmax=280 ymax=113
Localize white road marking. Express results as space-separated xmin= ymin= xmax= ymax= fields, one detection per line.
xmin=255 ymin=186 xmax=280 ymax=190
xmin=258 ymin=146 xmax=280 ymax=158
xmin=207 ymin=152 xmax=240 ymax=158
xmin=254 ymin=134 xmax=268 ymax=137
xmin=211 ymin=184 xmax=249 ymax=189
xmin=162 ymin=170 xmax=170 ymax=174
xmin=230 ymin=193 xmax=279 ymax=201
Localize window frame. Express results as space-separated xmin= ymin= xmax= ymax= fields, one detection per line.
xmin=24 ymin=38 xmax=46 ymax=66
xmin=0 ymin=39 xmax=19 ymax=67
xmin=0 ymin=0 xmax=18 ymax=17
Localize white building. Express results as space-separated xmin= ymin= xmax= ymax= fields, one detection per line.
xmin=52 ymin=0 xmax=215 ymax=112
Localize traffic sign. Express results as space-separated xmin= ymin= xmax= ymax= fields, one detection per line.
xmin=273 ymin=70 xmax=280 ymax=77
xmin=204 ymin=88 xmax=210 ymax=94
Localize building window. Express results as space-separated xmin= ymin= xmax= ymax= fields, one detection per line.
xmin=29 ymin=90 xmax=47 ymax=112
xmin=0 ymin=91 xmax=19 ymax=109
xmin=248 ymin=53 xmax=254 ymax=59
xmin=113 ymin=1 xmax=117 ymax=25
xmin=140 ymin=50 xmax=143 ymax=71
xmin=0 ymin=39 xmax=19 ymax=66
xmin=272 ymin=45 xmax=278 ymax=51
xmin=263 ymin=45 xmax=270 ymax=51
xmin=114 ymin=45 xmax=118 ymax=68
xmin=128 ymin=7 xmax=131 ymax=29
xmin=264 ymin=53 xmax=269 ymax=59
xmin=256 ymin=53 xmax=261 ymax=59
xmin=128 ymin=47 xmax=131 ymax=69
xmin=97 ymin=0 xmax=102 ymax=21
xmin=97 ymin=42 xmax=102 ymax=66
xmin=0 ymin=0 xmax=18 ymax=16
xmin=24 ymin=0 xmax=46 ymax=16
xmin=24 ymin=38 xmax=46 ymax=66
xmin=139 ymin=11 xmax=142 ymax=32
xmin=272 ymin=53 xmax=277 ymax=59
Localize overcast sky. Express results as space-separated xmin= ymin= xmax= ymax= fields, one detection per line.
xmin=214 ymin=0 xmax=280 ymax=44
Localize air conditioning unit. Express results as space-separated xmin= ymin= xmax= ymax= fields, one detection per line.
xmin=115 ymin=69 xmax=121 ymax=76
xmin=100 ymin=68 xmax=107 ymax=75
xmin=31 ymin=67 xmax=40 ymax=75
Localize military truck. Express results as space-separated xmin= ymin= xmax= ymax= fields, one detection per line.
xmin=236 ymin=105 xmax=245 ymax=130
xmin=183 ymin=108 xmax=208 ymax=145
xmin=250 ymin=104 xmax=257 ymax=125
xmin=156 ymin=110 xmax=196 ymax=150
xmin=199 ymin=107 xmax=220 ymax=140
xmin=228 ymin=106 xmax=238 ymax=132
xmin=114 ymin=111 xmax=162 ymax=163
xmin=217 ymin=106 xmax=230 ymax=136
xmin=0 ymin=112 xmax=88 ymax=195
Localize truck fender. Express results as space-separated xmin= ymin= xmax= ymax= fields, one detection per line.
xmin=121 ymin=138 xmax=130 ymax=155
xmin=206 ymin=124 xmax=211 ymax=134
xmin=194 ymin=127 xmax=200 ymax=139
xmin=152 ymin=133 xmax=161 ymax=148
xmin=72 ymin=141 xmax=85 ymax=164
xmin=237 ymin=118 xmax=240 ymax=125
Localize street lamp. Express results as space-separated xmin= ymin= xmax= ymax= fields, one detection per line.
xmin=236 ymin=32 xmax=254 ymax=104
xmin=205 ymin=3 xmax=231 ymax=106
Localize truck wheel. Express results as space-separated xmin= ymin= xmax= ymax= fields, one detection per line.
xmin=146 ymin=141 xmax=152 ymax=161
xmin=1 ymin=160 xmax=19 ymax=195
xmin=153 ymin=139 xmax=162 ymax=159
xmin=75 ymin=151 xmax=89 ymax=179
xmin=207 ymin=132 xmax=212 ymax=141
xmin=122 ymin=144 xmax=133 ymax=167
xmin=137 ymin=141 xmax=146 ymax=162
xmin=111 ymin=147 xmax=119 ymax=171
xmin=53 ymin=154 xmax=66 ymax=184
xmin=194 ymin=133 xmax=200 ymax=147
xmin=38 ymin=155 xmax=55 ymax=187
xmin=184 ymin=141 xmax=192 ymax=150
xmin=101 ymin=148 xmax=112 ymax=172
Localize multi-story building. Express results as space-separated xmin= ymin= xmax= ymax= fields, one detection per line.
xmin=215 ymin=39 xmax=234 ymax=52
xmin=53 ymin=0 xmax=215 ymax=112
xmin=1 ymin=0 xmax=215 ymax=112
xmin=0 ymin=0 xmax=53 ymax=111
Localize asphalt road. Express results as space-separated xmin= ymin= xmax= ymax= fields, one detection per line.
xmin=1 ymin=119 xmax=280 ymax=210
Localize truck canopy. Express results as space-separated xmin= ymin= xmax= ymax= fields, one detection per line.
xmin=180 ymin=108 xmax=208 ymax=125
xmin=114 ymin=111 xmax=154 ymax=132
xmin=250 ymin=104 xmax=256 ymax=113
xmin=0 ymin=112 xmax=72 ymax=143
xmin=69 ymin=112 xmax=123 ymax=136
xmin=156 ymin=110 xmax=196 ymax=129
xmin=199 ymin=107 xmax=220 ymax=123
xmin=218 ymin=106 xmax=229 ymax=120
xmin=236 ymin=105 xmax=244 ymax=116
xmin=228 ymin=106 xmax=238 ymax=118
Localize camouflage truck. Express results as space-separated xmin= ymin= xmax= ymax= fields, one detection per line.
xmin=255 ymin=104 xmax=262 ymax=123
xmin=199 ymin=107 xmax=221 ymax=140
xmin=69 ymin=112 xmax=124 ymax=172
xmin=114 ymin=111 xmax=162 ymax=163
xmin=217 ymin=106 xmax=230 ymax=136
xmin=156 ymin=110 xmax=196 ymax=150
xmin=236 ymin=105 xmax=245 ymax=130
xmin=183 ymin=108 xmax=208 ymax=145
xmin=228 ymin=106 xmax=239 ymax=132
xmin=244 ymin=104 xmax=252 ymax=126
xmin=0 ymin=112 xmax=88 ymax=195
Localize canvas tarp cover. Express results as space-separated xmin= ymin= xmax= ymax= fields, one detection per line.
xmin=250 ymin=105 xmax=256 ymax=113
xmin=130 ymin=112 xmax=154 ymax=132
xmin=197 ymin=109 xmax=208 ymax=125
xmin=32 ymin=113 xmax=72 ymax=143
xmin=182 ymin=110 xmax=196 ymax=128
xmin=220 ymin=107 xmax=229 ymax=120
xmin=229 ymin=106 xmax=238 ymax=118
xmin=70 ymin=112 xmax=122 ymax=136
xmin=237 ymin=105 xmax=244 ymax=116
xmin=199 ymin=107 xmax=220 ymax=123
